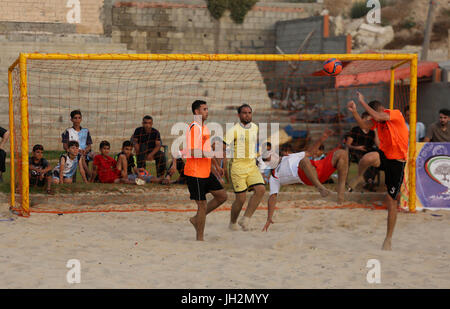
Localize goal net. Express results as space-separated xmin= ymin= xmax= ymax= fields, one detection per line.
xmin=7 ymin=53 xmax=418 ymax=216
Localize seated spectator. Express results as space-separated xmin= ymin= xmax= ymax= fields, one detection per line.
xmin=29 ymin=144 xmax=52 ymax=194
xmin=0 ymin=125 xmax=9 ymax=183
xmin=132 ymin=115 xmax=167 ymax=177
xmin=52 ymin=141 xmax=81 ymax=184
xmin=404 ymin=106 xmax=426 ymax=142
xmin=61 ymin=110 xmax=93 ymax=182
xmin=345 ymin=112 xmax=378 ymax=162
xmin=257 ymin=142 xmax=279 ymax=183
xmin=115 ymin=140 xmax=170 ymax=184
xmin=345 ymin=112 xmax=379 ymax=191
xmin=424 ymin=108 xmax=450 ymax=142
xmin=91 ymin=141 xmax=135 ymax=184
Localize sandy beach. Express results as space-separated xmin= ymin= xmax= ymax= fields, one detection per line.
xmin=0 ymin=189 xmax=449 ymax=289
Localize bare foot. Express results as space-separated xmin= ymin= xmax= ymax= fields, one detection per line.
xmin=337 ymin=192 xmax=345 ymax=204
xmin=382 ymin=238 xmax=392 ymax=251
xmin=189 ymin=216 xmax=203 ymax=241
xmin=238 ymin=216 xmax=250 ymax=231
xmin=229 ymin=222 xmax=239 ymax=231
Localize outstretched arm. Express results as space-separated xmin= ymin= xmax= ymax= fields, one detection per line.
xmin=305 ymin=128 xmax=334 ymax=157
xmin=356 ymin=92 xmax=390 ymax=122
xmin=347 ymin=100 xmax=373 ymax=131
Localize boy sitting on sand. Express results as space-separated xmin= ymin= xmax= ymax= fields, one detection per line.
xmin=29 ymin=144 xmax=53 ymax=193
xmin=91 ymin=141 xmax=136 ymax=184
xmin=52 ymin=141 xmax=81 ymax=184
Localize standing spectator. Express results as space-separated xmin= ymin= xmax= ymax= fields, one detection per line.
xmin=0 ymin=126 xmax=10 ymax=183
xmin=424 ymin=109 xmax=450 ymax=142
xmin=404 ymin=106 xmax=426 ymax=142
xmin=132 ymin=115 xmax=167 ymax=177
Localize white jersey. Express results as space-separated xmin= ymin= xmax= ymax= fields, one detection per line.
xmin=269 ymin=152 xmax=306 ymax=195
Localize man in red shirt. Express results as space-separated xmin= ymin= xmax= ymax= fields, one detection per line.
xmin=347 ymin=92 xmax=409 ymax=251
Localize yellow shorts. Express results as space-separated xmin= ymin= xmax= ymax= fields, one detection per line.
xmin=230 ymin=159 xmax=265 ymax=193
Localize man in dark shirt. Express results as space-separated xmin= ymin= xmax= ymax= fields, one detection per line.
xmin=0 ymin=126 xmax=10 ymax=183
xmin=345 ymin=112 xmax=379 ymax=191
xmin=424 ymin=108 xmax=450 ymax=142
xmin=132 ymin=115 xmax=167 ymax=177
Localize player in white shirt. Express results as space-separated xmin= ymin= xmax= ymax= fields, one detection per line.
xmin=263 ymin=129 xmax=349 ymax=231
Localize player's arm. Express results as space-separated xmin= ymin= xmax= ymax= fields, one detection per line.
xmin=374 ymin=129 xmax=380 ymax=147
xmin=305 ymin=128 xmax=333 ymax=157
xmin=347 ymin=100 xmax=373 ymax=131
xmin=356 ymin=92 xmax=390 ymax=122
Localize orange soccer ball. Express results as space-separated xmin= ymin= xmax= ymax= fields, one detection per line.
xmin=323 ymin=58 xmax=343 ymax=76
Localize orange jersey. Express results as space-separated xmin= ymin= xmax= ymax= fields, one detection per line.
xmin=184 ymin=121 xmax=211 ymax=178
xmin=371 ymin=109 xmax=409 ymax=160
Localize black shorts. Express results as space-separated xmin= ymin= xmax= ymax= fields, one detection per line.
xmin=186 ymin=173 xmax=224 ymax=201
xmin=376 ymin=149 xmax=406 ymax=200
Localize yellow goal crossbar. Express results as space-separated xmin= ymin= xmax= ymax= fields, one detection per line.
xmin=8 ymin=53 xmax=419 ymax=215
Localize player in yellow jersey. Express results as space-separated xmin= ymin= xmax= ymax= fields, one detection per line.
xmin=225 ymin=104 xmax=266 ymax=231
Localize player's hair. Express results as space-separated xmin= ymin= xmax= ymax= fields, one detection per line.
xmin=68 ymin=140 xmax=79 ymax=148
xmin=70 ymin=109 xmax=82 ymax=119
xmin=142 ymin=115 xmax=153 ymax=122
xmin=32 ymin=144 xmax=44 ymax=152
xmin=439 ymin=108 xmax=450 ymax=117
xmin=99 ymin=140 xmax=110 ymax=149
xmin=122 ymin=140 xmax=133 ymax=148
xmin=191 ymin=100 xmax=207 ymax=114
xmin=368 ymin=100 xmax=383 ymax=111
xmin=361 ymin=111 xmax=370 ymax=119
xmin=237 ymin=104 xmax=252 ymax=114
xmin=404 ymin=105 xmax=410 ymax=113
xmin=318 ymin=144 xmax=325 ymax=151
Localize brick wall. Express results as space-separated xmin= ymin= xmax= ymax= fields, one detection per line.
xmin=0 ymin=0 xmax=104 ymax=34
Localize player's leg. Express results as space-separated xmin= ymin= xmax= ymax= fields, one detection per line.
xmin=230 ymin=192 xmax=246 ymax=229
xmin=240 ymin=184 xmax=265 ymax=230
xmin=298 ymin=157 xmax=331 ymax=197
xmin=382 ymin=194 xmax=397 ymax=251
xmin=332 ymin=149 xmax=349 ymax=204
xmin=239 ymin=165 xmax=265 ymax=230
xmin=381 ymin=160 xmax=405 ymax=250
xmin=191 ymin=200 xmax=207 ymax=241
xmin=348 ymin=151 xmax=381 ymax=190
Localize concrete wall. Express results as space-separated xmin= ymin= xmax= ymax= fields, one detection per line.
xmin=109 ymin=0 xmax=323 ymax=53
xmin=0 ymin=0 xmax=104 ymax=34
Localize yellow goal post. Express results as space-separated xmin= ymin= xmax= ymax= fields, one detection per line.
xmin=8 ymin=53 xmax=418 ymax=216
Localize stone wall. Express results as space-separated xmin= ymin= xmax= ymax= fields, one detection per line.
xmin=110 ymin=0 xmax=323 ymax=54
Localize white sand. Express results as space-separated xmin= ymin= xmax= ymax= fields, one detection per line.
xmin=0 ymin=192 xmax=449 ymax=289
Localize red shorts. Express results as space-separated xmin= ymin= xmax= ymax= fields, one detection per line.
xmin=298 ymin=150 xmax=337 ymax=186
xmin=99 ymin=169 xmax=121 ymax=183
